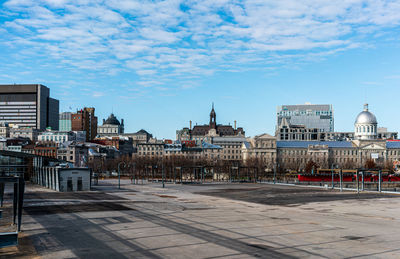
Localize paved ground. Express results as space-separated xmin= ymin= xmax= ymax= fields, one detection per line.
xmin=2 ymin=180 xmax=400 ymax=258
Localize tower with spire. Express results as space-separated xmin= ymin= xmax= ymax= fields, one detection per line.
xmin=209 ymin=103 xmax=216 ymax=129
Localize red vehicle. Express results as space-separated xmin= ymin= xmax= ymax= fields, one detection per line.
xmin=298 ymin=172 xmax=400 ymax=182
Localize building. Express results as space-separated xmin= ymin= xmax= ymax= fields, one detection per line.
xmin=212 ymin=136 xmax=246 ymax=161
xmin=136 ymin=143 xmax=165 ymax=159
xmin=136 ymin=140 xmax=223 ymax=162
xmin=123 ymin=129 xmax=153 ymax=145
xmin=0 ymin=84 xmax=59 ymax=130
xmin=57 ymin=142 xmax=89 ymax=167
xmin=33 ymin=141 xmax=58 ymax=158
xmin=176 ymin=104 xmax=245 ymax=144
xmin=92 ymin=136 xmax=134 ymax=155
xmin=10 ymin=126 xmax=40 ymax=141
xmin=33 ymin=167 xmax=91 ymax=192
xmin=354 ymin=104 xmax=377 ymax=140
xmin=59 ymin=112 xmax=72 ymax=131
xmin=276 ymin=104 xmax=333 ymax=140
xmin=97 ymin=113 xmax=124 ymax=136
xmin=277 ymin=103 xmax=334 ymax=132
xmin=38 ymin=130 xmax=86 ymax=145
xmin=276 ymin=104 xmax=397 ymax=141
xmin=242 ymin=133 xmax=277 ymax=168
xmin=0 ymin=123 xmax=9 ymax=138
xmin=246 ymin=105 xmax=400 ymax=172
xmin=71 ymin=107 xmax=98 ymax=141
xmin=0 ymin=149 xmax=58 ymax=177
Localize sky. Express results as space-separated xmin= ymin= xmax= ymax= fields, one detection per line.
xmin=1 ymin=0 xmax=400 ymax=139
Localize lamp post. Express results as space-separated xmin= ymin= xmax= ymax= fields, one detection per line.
xmin=331 ymin=163 xmax=338 ymax=190
xmin=118 ymin=161 xmax=126 ymax=190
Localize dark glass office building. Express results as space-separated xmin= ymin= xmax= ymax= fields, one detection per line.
xmin=0 ymin=84 xmax=59 ymax=130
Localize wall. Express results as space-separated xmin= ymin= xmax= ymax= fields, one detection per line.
xmin=59 ymin=168 xmax=91 ymax=192
xmin=34 ymin=167 xmax=91 ymax=192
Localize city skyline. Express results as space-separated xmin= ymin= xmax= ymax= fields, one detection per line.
xmin=1 ymin=1 xmax=400 ymax=139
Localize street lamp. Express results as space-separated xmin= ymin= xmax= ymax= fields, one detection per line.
xmin=331 ymin=163 xmax=338 ymax=189
xmin=118 ymin=161 xmax=126 ymax=189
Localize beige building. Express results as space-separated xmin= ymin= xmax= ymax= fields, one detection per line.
xmin=0 ymin=123 xmax=10 ymax=138
xmin=57 ymin=142 xmax=89 ymax=167
xmin=242 ymin=133 xmax=277 ymax=168
xmin=10 ymin=126 xmax=40 ymax=141
xmin=97 ymin=113 xmax=124 ymax=136
xmin=243 ymin=105 xmax=400 ymax=172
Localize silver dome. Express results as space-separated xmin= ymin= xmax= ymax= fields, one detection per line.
xmin=355 ymin=104 xmax=377 ymax=124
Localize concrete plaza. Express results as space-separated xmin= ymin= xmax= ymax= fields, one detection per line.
xmin=2 ymin=180 xmax=400 ymax=258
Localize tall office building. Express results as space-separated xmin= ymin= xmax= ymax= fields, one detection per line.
xmin=277 ymin=104 xmax=334 ymax=132
xmin=0 ymin=84 xmax=59 ymax=130
xmin=59 ymin=112 xmax=72 ymax=131
xmin=71 ymin=107 xmax=97 ymax=141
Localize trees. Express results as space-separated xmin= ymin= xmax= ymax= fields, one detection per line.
xmin=365 ymin=159 xmax=376 ymax=169
xmin=304 ymin=160 xmax=319 ymax=174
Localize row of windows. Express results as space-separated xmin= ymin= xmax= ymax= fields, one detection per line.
xmin=57 ymin=156 xmax=74 ymax=161
xmin=39 ymin=136 xmax=68 ymax=142
xmin=0 ymin=116 xmax=36 ymax=120
xmin=224 ymin=150 xmax=240 ymax=154
xmin=138 ymin=146 xmax=163 ymax=151
xmin=0 ymin=105 xmax=36 ymax=111
xmin=0 ymin=102 xmax=36 ymax=105
xmin=356 ymin=125 xmax=376 ymax=133
xmin=0 ymin=112 xmax=36 ymax=116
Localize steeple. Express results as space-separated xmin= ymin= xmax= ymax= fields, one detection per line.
xmin=209 ymin=103 xmax=216 ymax=129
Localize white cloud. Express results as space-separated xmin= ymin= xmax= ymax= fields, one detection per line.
xmin=2 ymin=0 xmax=400 ymax=88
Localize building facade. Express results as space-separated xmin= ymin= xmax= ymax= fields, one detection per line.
xmin=123 ymin=129 xmax=153 ymax=146
xmin=244 ymin=105 xmax=400 ymax=171
xmin=0 ymin=123 xmax=10 ymax=138
xmin=71 ymin=107 xmax=98 ymax=141
xmin=0 ymin=84 xmax=59 ymax=130
xmin=59 ymin=112 xmax=72 ymax=131
xmin=38 ymin=130 xmax=86 ymax=145
xmin=277 ymin=104 xmax=334 ymax=133
xmin=57 ymin=142 xmax=89 ymax=167
xmin=10 ymin=126 xmax=40 ymax=141
xmin=276 ymin=104 xmax=397 ymax=141
xmin=176 ymin=104 xmax=245 ymax=144
xmin=242 ymin=133 xmax=277 ymax=168
xmin=97 ymin=113 xmax=124 ymax=136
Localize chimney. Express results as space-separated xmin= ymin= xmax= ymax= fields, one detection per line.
xmin=121 ymin=119 xmax=124 ymax=125
xmin=234 ymin=120 xmax=237 ymax=130
xmin=190 ymin=120 xmax=192 ymax=130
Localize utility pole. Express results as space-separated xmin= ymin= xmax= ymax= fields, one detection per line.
xmin=118 ymin=161 xmax=126 ymax=190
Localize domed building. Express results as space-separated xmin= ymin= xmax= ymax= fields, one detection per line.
xmin=354 ymin=104 xmax=377 ymax=140
xmin=97 ymin=113 xmax=124 ymax=136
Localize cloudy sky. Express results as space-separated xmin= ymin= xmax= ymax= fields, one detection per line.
xmin=1 ymin=0 xmax=400 ymax=138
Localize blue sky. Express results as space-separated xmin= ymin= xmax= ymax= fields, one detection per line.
xmin=1 ymin=0 xmax=400 ymax=139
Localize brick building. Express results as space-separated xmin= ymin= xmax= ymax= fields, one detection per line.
xmin=71 ymin=107 xmax=97 ymax=141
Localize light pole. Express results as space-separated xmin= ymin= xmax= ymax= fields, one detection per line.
xmin=162 ymin=163 xmax=165 ymax=188
xmin=331 ymin=163 xmax=337 ymax=189
xmin=118 ymin=161 xmax=126 ymax=190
